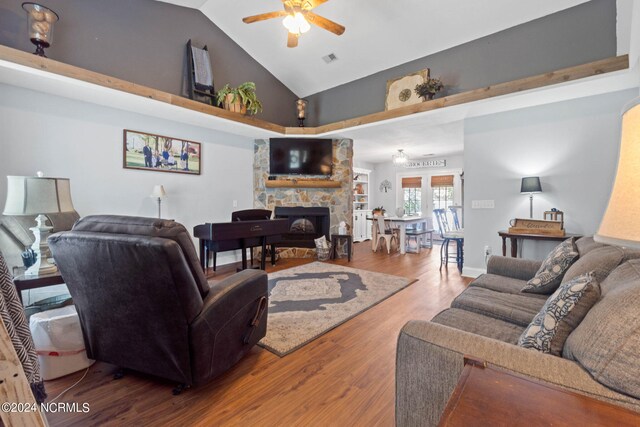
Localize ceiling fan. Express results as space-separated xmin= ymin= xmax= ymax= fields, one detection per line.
xmin=242 ymin=0 xmax=345 ymax=48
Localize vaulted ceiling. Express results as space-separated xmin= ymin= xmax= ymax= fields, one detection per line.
xmin=157 ymin=0 xmax=590 ymax=97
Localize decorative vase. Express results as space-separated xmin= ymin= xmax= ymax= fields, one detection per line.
xmin=427 ymin=93 xmax=435 ymax=100
xmin=223 ymin=94 xmax=247 ymax=115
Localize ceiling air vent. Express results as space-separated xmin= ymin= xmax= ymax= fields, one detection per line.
xmin=322 ymin=53 xmax=338 ymax=64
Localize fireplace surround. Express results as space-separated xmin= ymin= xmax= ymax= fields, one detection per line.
xmin=274 ymin=206 xmax=330 ymax=248
xmin=253 ymin=138 xmax=353 ymax=258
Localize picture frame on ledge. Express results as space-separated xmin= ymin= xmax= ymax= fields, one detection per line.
xmin=385 ymin=68 xmax=430 ymax=111
xmin=123 ymin=129 xmax=201 ymax=175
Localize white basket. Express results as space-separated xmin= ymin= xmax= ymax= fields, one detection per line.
xmin=30 ymin=306 xmax=94 ymax=380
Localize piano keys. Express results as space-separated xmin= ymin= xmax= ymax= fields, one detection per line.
xmin=193 ymin=219 xmax=289 ymax=271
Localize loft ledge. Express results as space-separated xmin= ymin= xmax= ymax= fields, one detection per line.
xmin=0 ymin=45 xmax=629 ymax=137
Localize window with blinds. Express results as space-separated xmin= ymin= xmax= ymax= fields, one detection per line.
xmin=402 ymin=177 xmax=422 ymax=188
xmin=431 ymin=175 xmax=454 ymax=187
xmin=402 ymin=177 xmax=422 ymax=215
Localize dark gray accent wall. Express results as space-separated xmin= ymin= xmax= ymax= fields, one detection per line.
xmin=0 ymin=0 xmax=298 ymax=126
xmin=304 ymin=0 xmax=617 ymax=126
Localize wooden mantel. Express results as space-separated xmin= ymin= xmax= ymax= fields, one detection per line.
xmin=265 ymin=179 xmax=342 ymax=188
xmin=0 ymin=44 xmax=629 ymax=137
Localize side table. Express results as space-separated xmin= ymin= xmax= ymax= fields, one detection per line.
xmin=439 ymin=357 xmax=640 ymax=426
xmin=330 ymin=234 xmax=352 ymax=262
xmin=13 ymin=272 xmax=65 ymax=305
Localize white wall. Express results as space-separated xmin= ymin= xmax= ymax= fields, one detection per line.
xmin=463 ymin=88 xmax=639 ymax=276
xmin=0 ymin=84 xmax=255 ymax=267
xmin=372 ymin=153 xmax=464 ymax=214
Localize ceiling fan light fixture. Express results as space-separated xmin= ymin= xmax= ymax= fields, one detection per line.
xmin=283 ymin=12 xmax=310 ymax=34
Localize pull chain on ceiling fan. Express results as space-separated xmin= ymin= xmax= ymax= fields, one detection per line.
xmin=242 ymin=0 xmax=345 ymax=48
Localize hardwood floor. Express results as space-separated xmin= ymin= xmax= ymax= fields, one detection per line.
xmin=43 ymin=243 xmax=470 ymax=426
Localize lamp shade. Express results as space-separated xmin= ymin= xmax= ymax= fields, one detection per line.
xmin=595 ymin=100 xmax=640 ymax=248
xmin=150 ymin=185 xmax=166 ymax=198
xmin=520 ymin=177 xmax=542 ymax=193
xmin=3 ymin=176 xmax=74 ymax=215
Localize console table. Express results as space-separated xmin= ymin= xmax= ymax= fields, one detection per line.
xmin=439 ymin=357 xmax=640 ymax=426
xmin=498 ymin=230 xmax=581 ymax=258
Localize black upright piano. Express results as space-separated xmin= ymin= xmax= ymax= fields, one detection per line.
xmin=193 ymin=218 xmax=289 ymax=271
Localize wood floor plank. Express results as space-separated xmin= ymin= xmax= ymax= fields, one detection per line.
xmin=42 ymin=243 xmax=469 ymax=426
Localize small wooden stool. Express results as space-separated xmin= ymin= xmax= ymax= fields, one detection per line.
xmin=330 ymin=234 xmax=353 ymax=261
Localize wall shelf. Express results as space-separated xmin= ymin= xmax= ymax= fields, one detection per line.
xmin=265 ymin=179 xmax=342 ymax=189
xmin=0 ymin=44 xmax=631 ymax=140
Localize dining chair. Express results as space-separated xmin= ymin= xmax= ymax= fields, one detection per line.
xmin=433 ymin=208 xmax=464 ymax=271
xmin=448 ymin=206 xmax=462 ymax=230
xmin=373 ymin=215 xmax=397 ymax=254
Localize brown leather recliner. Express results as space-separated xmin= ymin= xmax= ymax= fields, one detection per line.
xmin=48 ymin=215 xmax=268 ymax=389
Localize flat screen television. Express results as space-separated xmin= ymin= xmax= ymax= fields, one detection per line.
xmin=269 ymin=138 xmax=333 ymax=176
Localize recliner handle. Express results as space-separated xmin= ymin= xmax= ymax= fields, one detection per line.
xmin=243 ymin=296 xmax=268 ymax=345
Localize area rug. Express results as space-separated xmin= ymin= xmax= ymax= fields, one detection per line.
xmin=258 ymin=262 xmax=417 ymax=356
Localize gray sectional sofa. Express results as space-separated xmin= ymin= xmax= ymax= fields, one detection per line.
xmin=396 ymin=237 xmax=640 ymax=426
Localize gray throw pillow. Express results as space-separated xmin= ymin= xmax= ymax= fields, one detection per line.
xmin=518 ymin=272 xmax=600 ymax=356
xmin=563 ymin=259 xmax=640 ymax=399
xmin=522 ymin=237 xmax=579 ymax=294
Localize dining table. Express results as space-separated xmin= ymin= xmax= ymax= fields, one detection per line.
xmin=369 ymin=215 xmax=434 ymax=254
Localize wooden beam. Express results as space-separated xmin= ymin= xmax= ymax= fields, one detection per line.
xmin=0 ymin=44 xmax=629 ymax=137
xmin=284 ymin=55 xmax=630 ymax=135
xmin=0 ymin=44 xmax=286 ymax=135
xmin=265 ymin=179 xmax=342 ymax=188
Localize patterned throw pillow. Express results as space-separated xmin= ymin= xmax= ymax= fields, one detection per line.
xmin=518 ymin=272 xmax=600 ymax=356
xmin=522 ymin=237 xmax=579 ymax=294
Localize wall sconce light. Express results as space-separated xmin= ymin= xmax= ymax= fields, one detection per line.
xmin=22 ymin=2 xmax=59 ymax=57
xmin=296 ymin=98 xmax=308 ymax=127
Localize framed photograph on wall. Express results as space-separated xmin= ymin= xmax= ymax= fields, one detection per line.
xmin=123 ymin=130 xmax=201 ymax=175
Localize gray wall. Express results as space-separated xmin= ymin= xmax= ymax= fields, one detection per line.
xmin=305 ymin=0 xmax=617 ymax=126
xmin=463 ymin=88 xmax=639 ymax=275
xmin=0 ymin=0 xmax=298 ymax=126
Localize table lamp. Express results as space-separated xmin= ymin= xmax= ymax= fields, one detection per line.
xmin=3 ymin=174 xmax=75 ymax=276
xmin=595 ymin=99 xmax=640 ymax=248
xmin=150 ymin=185 xmax=166 ymax=219
xmin=521 ymin=177 xmax=542 ymax=219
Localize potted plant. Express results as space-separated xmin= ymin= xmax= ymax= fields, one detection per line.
xmin=415 ymin=77 xmax=444 ymax=101
xmin=216 ymin=82 xmax=263 ymax=115
xmin=372 ymin=206 xmax=386 ymax=216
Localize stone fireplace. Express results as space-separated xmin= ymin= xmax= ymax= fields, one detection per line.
xmin=254 ymin=138 xmax=353 ymax=258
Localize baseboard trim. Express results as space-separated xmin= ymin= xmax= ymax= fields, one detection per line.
xmin=461 ymin=266 xmax=486 ymax=278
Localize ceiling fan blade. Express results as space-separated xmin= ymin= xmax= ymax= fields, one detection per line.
xmin=287 ymin=32 xmax=299 ymax=48
xmin=242 ymin=11 xmax=288 ymax=24
xmin=304 ymin=11 xmax=345 ymax=35
xmin=282 ymin=0 xmax=295 ymax=14
xmin=301 ymin=0 xmax=328 ymax=10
